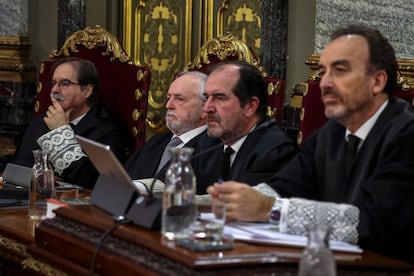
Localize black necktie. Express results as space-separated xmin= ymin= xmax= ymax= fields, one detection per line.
xmin=221 ymin=147 xmax=234 ymax=181
xmin=345 ymin=134 xmax=360 ymax=175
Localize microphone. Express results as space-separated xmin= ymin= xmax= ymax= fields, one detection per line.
xmin=125 ymin=164 xmax=167 ymax=230
xmin=126 ymin=118 xmax=277 ymax=230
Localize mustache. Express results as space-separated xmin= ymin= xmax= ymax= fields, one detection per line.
xmin=321 ymin=88 xmax=340 ymax=98
xmin=165 ymin=111 xmax=176 ymax=118
xmin=50 ymin=93 xmax=64 ymax=100
xmin=207 ymin=113 xmax=220 ymax=122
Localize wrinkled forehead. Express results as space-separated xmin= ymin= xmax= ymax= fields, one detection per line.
xmin=169 ymin=75 xmax=200 ymax=95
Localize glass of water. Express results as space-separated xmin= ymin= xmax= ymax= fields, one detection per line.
xmin=192 ymin=198 xmax=227 ymax=245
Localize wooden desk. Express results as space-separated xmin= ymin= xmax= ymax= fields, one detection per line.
xmin=0 ymin=208 xmax=69 ymax=275
xmin=1 ymin=205 xmax=413 ymax=275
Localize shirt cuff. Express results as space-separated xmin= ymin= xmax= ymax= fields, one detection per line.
xmin=37 ymin=125 xmax=86 ymax=175
xmin=253 ymin=183 xmax=290 ymax=232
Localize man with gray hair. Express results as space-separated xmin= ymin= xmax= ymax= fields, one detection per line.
xmin=124 ymin=71 xmax=208 ymax=181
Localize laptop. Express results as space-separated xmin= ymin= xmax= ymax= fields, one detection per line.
xmin=75 ymin=135 xmax=139 ymax=217
xmin=0 ymin=163 xmax=32 ymax=207
xmin=76 ymin=135 xmax=163 ymax=229
xmin=2 ymin=163 xmax=32 ymax=188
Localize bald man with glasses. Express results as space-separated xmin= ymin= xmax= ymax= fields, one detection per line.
xmin=11 ymin=57 xmax=127 ymax=189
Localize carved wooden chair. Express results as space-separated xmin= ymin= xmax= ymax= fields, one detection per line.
xmin=182 ymin=33 xmax=285 ymax=125
xmin=35 ymin=26 xmax=151 ymax=152
xmin=284 ymin=80 xmax=327 ymax=144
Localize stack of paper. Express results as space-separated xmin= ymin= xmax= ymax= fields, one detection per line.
xmin=224 ymin=221 xmax=363 ymax=253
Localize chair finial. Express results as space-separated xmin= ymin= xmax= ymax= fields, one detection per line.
xmin=50 ymin=25 xmax=132 ymax=63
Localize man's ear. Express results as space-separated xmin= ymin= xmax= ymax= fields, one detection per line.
xmin=372 ymin=70 xmax=387 ymax=95
xmin=245 ymin=96 xmax=259 ymax=118
xmin=83 ymin=84 xmax=94 ymax=98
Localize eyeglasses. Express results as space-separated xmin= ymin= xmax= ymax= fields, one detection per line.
xmin=50 ymin=79 xmax=81 ymax=88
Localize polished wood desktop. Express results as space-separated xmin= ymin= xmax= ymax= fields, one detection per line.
xmin=0 ymin=204 xmax=413 ymax=275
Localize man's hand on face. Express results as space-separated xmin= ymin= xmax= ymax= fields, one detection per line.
xmin=43 ymin=96 xmax=73 ymax=130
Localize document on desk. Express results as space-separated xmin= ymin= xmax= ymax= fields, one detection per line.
xmin=224 ymin=222 xmax=363 ymax=254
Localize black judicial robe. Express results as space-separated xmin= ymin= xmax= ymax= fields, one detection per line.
xmin=268 ymin=97 xmax=414 ymax=264
xmin=12 ymin=105 xmax=126 ymax=189
xmin=193 ymin=116 xmax=298 ymax=195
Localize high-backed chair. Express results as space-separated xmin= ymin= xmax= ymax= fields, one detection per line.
xmin=182 ymin=33 xmax=285 ymax=125
xmin=284 ymin=55 xmax=414 ymax=144
xmin=284 ymin=80 xmax=326 ymax=144
xmin=35 ymin=26 xmax=151 ymax=153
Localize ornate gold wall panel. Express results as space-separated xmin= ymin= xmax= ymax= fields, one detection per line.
xmin=122 ymin=0 xmax=201 ymax=137
xmin=122 ymin=0 xmax=263 ymax=138
xmin=210 ymin=0 xmax=262 ymax=56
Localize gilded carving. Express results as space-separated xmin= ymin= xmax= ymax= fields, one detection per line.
xmin=184 ymin=33 xmax=266 ymax=77
xmin=266 ymin=106 xmax=277 ymax=120
xmin=0 ymin=235 xmax=28 ymax=256
xmin=397 ymin=59 xmax=414 ymax=91
xmin=139 ymin=1 xmax=183 ymax=131
xmin=37 ymin=82 xmax=42 ymax=93
xmin=50 ymin=26 xmax=131 ymax=63
xmin=34 ymin=101 xmax=39 ymax=113
xmin=123 ymin=0 xmax=263 ymax=136
xmin=132 ymin=126 xmax=138 ymax=138
xmin=22 ymin=257 xmax=67 ymax=276
xmin=132 ymin=109 xmax=142 ymax=121
xmin=217 ymin=0 xmax=262 ymax=54
xmin=136 ymin=69 xmax=149 ymax=82
xmin=0 ymin=234 xmax=66 ymax=275
xmin=267 ymin=81 xmax=281 ymax=95
xmin=135 ymin=88 xmax=143 ymax=100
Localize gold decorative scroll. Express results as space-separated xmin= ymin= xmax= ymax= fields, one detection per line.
xmin=0 ymin=234 xmax=66 ymax=275
xmin=123 ymin=0 xmax=196 ymax=135
xmin=184 ymin=33 xmax=267 ymax=77
xmin=50 ymin=25 xmax=131 ymax=63
xmin=397 ymin=59 xmax=414 ymax=90
xmin=22 ymin=257 xmax=68 ymax=276
xmin=214 ymin=0 xmax=262 ymax=56
xmin=0 ymin=235 xmax=28 ymax=256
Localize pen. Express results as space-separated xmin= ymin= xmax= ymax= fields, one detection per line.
xmin=218 ymin=177 xmax=224 ymax=184
xmin=195 ymin=252 xmax=278 ymax=265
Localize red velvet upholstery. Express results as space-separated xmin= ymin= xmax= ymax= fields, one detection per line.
xmin=284 ymin=81 xmax=326 ymax=144
xmin=35 ymin=26 xmax=151 ymax=151
xmin=393 ymin=87 xmax=414 ymax=104
xmin=182 ymin=34 xmax=285 ymax=125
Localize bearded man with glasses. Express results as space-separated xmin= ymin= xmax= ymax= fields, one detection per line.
xmin=10 ymin=57 xmax=127 ymax=189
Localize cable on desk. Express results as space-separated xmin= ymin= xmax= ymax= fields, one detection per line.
xmin=89 ymin=215 xmax=130 ymax=276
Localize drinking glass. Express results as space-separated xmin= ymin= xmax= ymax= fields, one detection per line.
xmin=192 ymin=198 xmax=227 ymax=245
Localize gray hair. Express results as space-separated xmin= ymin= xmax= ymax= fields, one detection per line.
xmin=177 ymin=71 xmax=208 ymax=100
